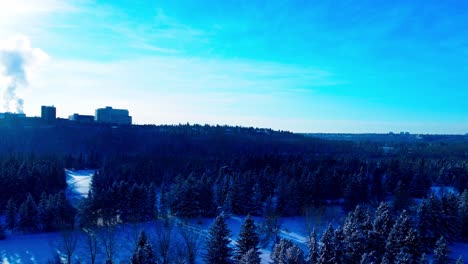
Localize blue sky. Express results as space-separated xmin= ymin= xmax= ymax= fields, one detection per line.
xmin=1 ymin=0 xmax=467 ymax=133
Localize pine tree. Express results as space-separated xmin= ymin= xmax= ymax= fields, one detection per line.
xmin=342 ymin=206 xmax=373 ymax=262
xmin=131 ymin=231 xmax=157 ymax=264
xmin=384 ymin=210 xmax=415 ymax=263
xmin=18 ymin=194 xmax=38 ymax=232
xmin=0 ymin=222 xmax=6 ymax=240
xmin=239 ymin=248 xmax=261 ymax=264
xmin=306 ymin=229 xmax=319 ymax=264
xmin=359 ymin=251 xmax=378 ymax=264
xmin=317 ymin=225 xmax=338 ymax=264
xmin=440 ymin=192 xmax=461 ymax=242
xmin=5 ymin=199 xmax=17 ymax=231
xmin=236 ymin=215 xmax=260 ymax=261
xmin=373 ymin=202 xmax=393 ymax=238
xmin=416 ymin=199 xmax=433 ymax=250
xmin=433 ymin=236 xmax=451 ymax=264
xmin=203 ymin=214 xmax=232 ymax=264
xmin=370 ymin=202 xmax=394 ymax=258
xmin=458 ymin=190 xmax=468 ymax=239
xmin=419 ymin=253 xmax=429 ymax=264
xmin=271 ymin=238 xmax=305 ymax=264
xmin=456 ymin=256 xmax=464 ymax=264
xmin=394 ymin=248 xmax=413 ymax=264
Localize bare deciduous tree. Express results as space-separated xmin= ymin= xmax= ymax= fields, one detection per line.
xmin=83 ymin=227 xmax=98 ymax=264
xmin=179 ymin=224 xmax=201 ymax=264
xmin=59 ymin=229 xmax=79 ymax=264
xmin=155 ymin=220 xmax=173 ymax=264
xmin=98 ymin=224 xmax=117 ymax=264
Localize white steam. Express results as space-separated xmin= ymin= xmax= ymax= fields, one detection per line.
xmin=0 ymin=35 xmax=47 ymax=113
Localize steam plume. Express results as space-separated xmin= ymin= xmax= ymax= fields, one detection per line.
xmin=0 ymin=35 xmax=46 ymax=113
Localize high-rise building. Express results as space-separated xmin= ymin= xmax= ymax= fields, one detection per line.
xmin=41 ymin=106 xmax=56 ymax=122
xmin=95 ymin=106 xmax=132 ymax=125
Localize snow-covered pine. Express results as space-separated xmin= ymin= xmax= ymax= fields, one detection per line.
xmin=236 ymin=215 xmax=261 ymax=261
xmin=131 ymin=231 xmax=157 ymax=264
xmin=433 ymin=236 xmax=451 ymax=264
xmin=203 ymin=214 xmax=233 ymax=264
xmin=306 ymin=228 xmax=319 ymax=264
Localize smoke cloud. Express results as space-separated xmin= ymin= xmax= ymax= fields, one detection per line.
xmin=0 ymin=35 xmax=47 ymax=113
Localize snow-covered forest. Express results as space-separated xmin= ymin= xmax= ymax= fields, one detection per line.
xmin=0 ymin=124 xmax=467 ymax=263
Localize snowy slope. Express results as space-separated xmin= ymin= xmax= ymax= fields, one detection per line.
xmin=0 ymin=216 xmax=466 ymax=263
xmin=65 ymin=169 xmax=95 ymax=207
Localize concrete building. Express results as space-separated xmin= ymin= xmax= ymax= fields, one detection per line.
xmin=95 ymin=106 xmax=132 ymax=125
xmin=41 ymin=106 xmax=56 ymax=122
xmin=69 ymin=113 xmax=95 ymax=123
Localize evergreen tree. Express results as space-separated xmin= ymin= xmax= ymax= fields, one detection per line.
xmin=456 ymin=256 xmax=464 ymax=264
xmin=440 ymin=192 xmax=461 ymax=242
xmin=458 ymin=190 xmax=468 ymax=239
xmin=373 ymin=202 xmax=393 ymax=237
xmin=416 ymin=199 xmax=433 ymax=250
xmin=236 ymin=215 xmax=260 ymax=261
xmin=286 ymin=243 xmax=306 ymax=264
xmin=419 ymin=253 xmax=429 ymax=264
xmin=271 ymin=238 xmax=305 ymax=264
xmin=18 ymin=194 xmax=38 ymax=232
xmin=359 ymin=251 xmax=378 ymax=264
xmin=317 ymin=225 xmax=338 ymax=264
xmin=5 ymin=199 xmax=17 ymax=231
xmin=341 ymin=206 xmax=373 ymax=262
xmin=373 ymin=202 xmax=393 ymax=258
xmin=433 ymin=236 xmax=451 ymax=264
xmin=306 ymin=229 xmax=319 ymax=264
xmin=0 ymin=222 xmax=6 ymax=240
xmin=394 ymin=248 xmax=413 ymax=264
xmin=384 ymin=210 xmax=417 ymax=263
xmin=203 ymin=214 xmax=232 ymax=264
xmin=239 ymin=248 xmax=261 ymax=264
xmin=131 ymin=231 xmax=157 ymax=264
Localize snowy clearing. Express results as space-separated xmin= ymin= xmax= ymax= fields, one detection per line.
xmin=0 ymin=215 xmax=466 ymax=263
xmin=65 ymin=169 xmax=95 ymax=207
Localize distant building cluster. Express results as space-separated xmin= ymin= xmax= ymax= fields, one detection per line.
xmin=0 ymin=105 xmax=132 ymax=126
xmin=95 ymin=106 xmax=132 ymax=125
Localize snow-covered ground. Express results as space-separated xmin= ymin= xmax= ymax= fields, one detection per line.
xmin=65 ymin=169 xmax=95 ymax=207
xmin=1 ymin=174 xmax=466 ymax=263
xmin=0 ymin=215 xmax=466 ymax=263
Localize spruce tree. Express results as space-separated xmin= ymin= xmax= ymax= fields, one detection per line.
xmin=306 ymin=229 xmax=319 ymax=264
xmin=394 ymin=248 xmax=413 ymax=264
xmin=458 ymin=190 xmax=468 ymax=239
xmin=419 ymin=253 xmax=429 ymax=264
xmin=0 ymin=223 xmax=6 ymax=240
xmin=236 ymin=215 xmax=260 ymax=261
xmin=5 ymin=199 xmax=17 ymax=231
xmin=433 ymin=236 xmax=451 ymax=264
xmin=18 ymin=194 xmax=38 ymax=232
xmin=271 ymin=238 xmax=305 ymax=264
xmin=360 ymin=251 xmax=378 ymax=264
xmin=131 ymin=231 xmax=157 ymax=264
xmin=416 ymin=199 xmax=433 ymax=250
xmin=317 ymin=224 xmax=337 ymax=264
xmin=384 ymin=210 xmax=416 ymax=263
xmin=342 ymin=206 xmax=373 ymax=262
xmin=239 ymin=248 xmax=261 ymax=264
xmin=373 ymin=202 xmax=393 ymax=238
xmin=203 ymin=214 xmax=232 ymax=264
